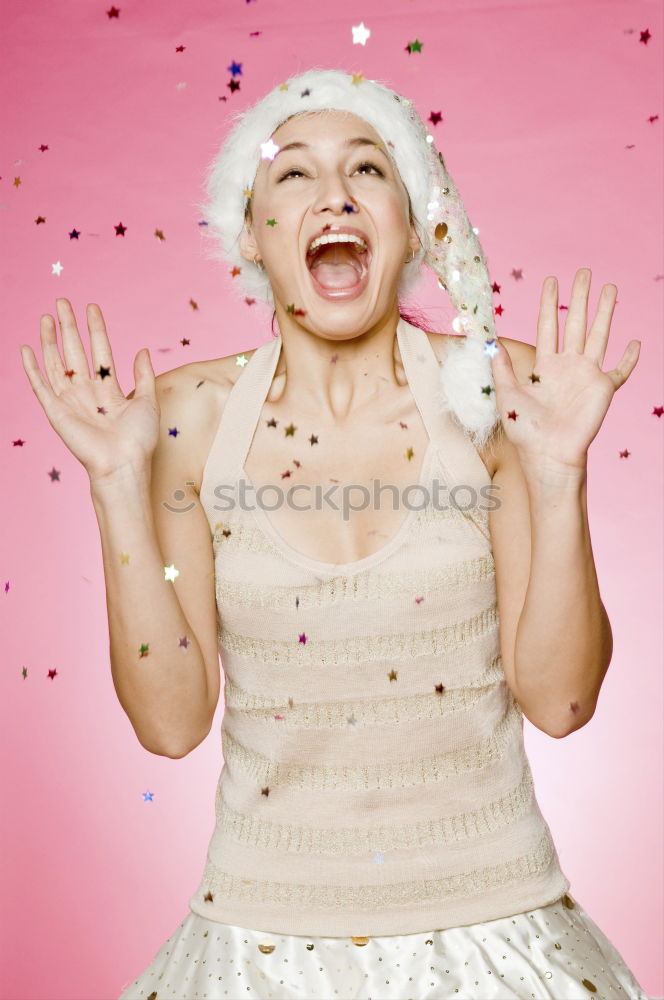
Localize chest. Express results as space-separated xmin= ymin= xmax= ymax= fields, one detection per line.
xmin=241 ymin=395 xmax=434 ymax=566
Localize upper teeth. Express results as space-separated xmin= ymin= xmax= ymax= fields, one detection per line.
xmin=308 ymin=233 xmax=368 ymax=254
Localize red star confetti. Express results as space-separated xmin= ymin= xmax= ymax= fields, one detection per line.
xmin=106 ymin=6 xmax=120 ymax=18
xmin=48 ymin=669 xmax=57 ymax=679
xmin=428 ymin=112 xmax=442 ymax=125
xmin=653 ymin=406 xmax=663 ymax=417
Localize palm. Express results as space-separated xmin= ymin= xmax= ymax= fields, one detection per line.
xmin=20 ymin=299 xmax=159 ymax=482
xmin=490 ymin=268 xmax=641 ymax=472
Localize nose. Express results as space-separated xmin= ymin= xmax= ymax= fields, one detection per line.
xmin=310 ymin=170 xmax=358 ymax=216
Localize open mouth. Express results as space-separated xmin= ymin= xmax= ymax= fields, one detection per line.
xmin=305 ymin=239 xmax=372 ymax=300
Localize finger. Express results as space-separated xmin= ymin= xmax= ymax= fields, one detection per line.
xmin=20 ymin=342 xmax=61 ymax=419
xmin=86 ymin=302 xmax=121 ymax=385
xmin=40 ymin=314 xmax=71 ymax=395
xmin=606 ymin=340 xmax=641 ymax=391
xmin=562 ymin=267 xmax=590 ymax=354
xmin=56 ymin=298 xmax=92 ymax=380
xmin=584 ymin=284 xmax=618 ymax=368
xmin=535 ymin=275 xmax=559 ymax=365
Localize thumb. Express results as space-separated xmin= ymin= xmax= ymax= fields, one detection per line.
xmin=135 ymin=348 xmax=156 ymax=397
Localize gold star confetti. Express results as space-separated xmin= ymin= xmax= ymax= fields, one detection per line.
xmin=351 ymin=73 xmax=364 ymax=85
xmin=405 ymin=446 xmax=414 ymax=461
xmin=119 ymin=552 xmax=130 ymax=564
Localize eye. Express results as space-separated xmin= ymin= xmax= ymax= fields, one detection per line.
xmin=277 ymin=160 xmax=384 ymax=182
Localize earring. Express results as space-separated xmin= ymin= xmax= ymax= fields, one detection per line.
xmin=253 ymin=254 xmax=264 ymax=270
xmin=405 ymin=249 xmax=417 ymax=263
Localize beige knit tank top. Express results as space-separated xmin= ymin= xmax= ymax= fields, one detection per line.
xmin=190 ymin=317 xmax=571 ymax=937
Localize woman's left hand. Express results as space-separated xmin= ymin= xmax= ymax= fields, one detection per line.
xmin=489 ymin=267 xmax=641 ymax=474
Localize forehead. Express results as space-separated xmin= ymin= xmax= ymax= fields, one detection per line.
xmin=270 ymin=109 xmax=383 ymax=146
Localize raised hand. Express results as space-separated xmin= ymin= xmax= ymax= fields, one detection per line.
xmin=20 ymin=299 xmax=160 ymax=484
xmin=489 ymin=268 xmax=641 ymax=473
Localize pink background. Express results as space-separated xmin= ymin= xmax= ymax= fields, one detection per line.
xmin=2 ymin=0 xmax=662 ymax=997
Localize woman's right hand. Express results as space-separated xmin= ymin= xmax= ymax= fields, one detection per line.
xmin=20 ymin=299 xmax=161 ymax=485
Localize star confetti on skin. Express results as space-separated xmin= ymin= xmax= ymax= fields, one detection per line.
xmin=284 ymin=423 xmax=297 ymax=436
xmin=352 ymin=22 xmax=371 ymax=45
xmin=164 ymin=564 xmax=180 ymax=582
xmin=142 ymin=791 xmax=155 ymax=801
xmin=281 ymin=469 xmax=292 ymax=480
xmin=267 ymin=417 xmax=278 ymax=427
xmin=405 ymin=39 xmax=423 ymax=53
xmin=168 ymin=427 xmax=180 ymax=437
xmin=48 ymin=467 xmax=60 ymax=481
xmin=243 ymin=188 xmax=253 ymax=198
xmin=48 ymin=669 xmax=58 ymax=679
xmin=64 ymin=368 xmax=76 ymax=379
xmin=227 ymin=60 xmax=243 ymax=75
xmin=115 ymin=222 xmax=127 ymax=236
xmin=529 ymin=372 xmax=541 ymax=384
xmin=96 ymin=406 xmax=108 ymax=415
xmin=139 ymin=643 xmax=149 ymax=657
xmin=428 ymin=111 xmax=443 ymax=125
xmin=286 ymin=304 xmax=307 ymax=316
xmin=235 ymin=354 xmax=249 ymax=367
xmin=309 ymin=434 xmax=318 ymax=445
xmin=178 ymin=635 xmax=191 ymax=649
xmin=399 ymin=421 xmax=408 ymax=429
xmin=119 ymin=552 xmax=130 ymax=563
xmin=298 ymin=633 xmax=307 ymax=644
xmin=405 ymin=446 xmax=414 ymax=461
xmin=266 ymin=218 xmax=277 ymax=227
xmin=342 ymin=202 xmax=357 ymax=214
xmin=619 ymin=449 xmax=631 ymax=458
xmin=507 ymin=410 xmax=518 ymax=421
xmin=261 ymin=139 xmax=280 ymax=160
xmin=97 ymin=365 xmax=112 ymax=379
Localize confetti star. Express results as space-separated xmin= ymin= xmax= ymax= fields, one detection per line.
xmin=480 ymin=385 xmax=493 ymax=397
xmin=491 ymin=281 xmax=501 ymax=293
xmin=261 ymin=139 xmax=280 ymax=160
xmin=244 ymin=297 xmax=256 ymax=306
xmin=428 ymin=111 xmax=443 ymax=125
xmin=68 ymin=228 xmax=80 ymax=238
xmin=351 ymin=22 xmax=371 ymax=45
xmin=22 ymin=667 xmax=27 ymax=679
xmin=139 ymin=643 xmax=150 ymax=657
xmin=114 ymin=222 xmax=127 ymax=236
xmin=106 ymin=6 xmax=120 ymax=18
xmin=267 ymin=417 xmax=278 ymax=427
xmin=640 ymin=28 xmax=651 ymax=44
xmin=342 ymin=202 xmax=357 ymax=214
xmin=483 ymin=339 xmax=499 ymax=359
xmin=48 ymin=467 xmax=60 ymax=481
xmin=164 ymin=564 xmax=180 ymax=581
xmin=97 ymin=365 xmax=112 ymax=379
xmin=281 ymin=469 xmax=292 ymax=479
xmin=284 ymin=423 xmax=297 ymax=436
xmin=180 ymin=337 xmax=190 ymax=347
xmin=168 ymin=427 xmax=180 ymax=437
xmin=511 ymin=268 xmax=524 ymax=280
xmin=154 ymin=229 xmax=165 ymax=241
xmin=227 ymin=60 xmax=243 ymax=75
xmin=405 ymin=39 xmax=423 ymax=53
xmin=119 ymin=552 xmax=130 ymax=563
xmin=51 ymin=261 xmax=64 ymax=276
xmin=48 ymin=668 xmax=58 ymax=679
xmin=235 ymin=353 xmax=249 ymax=367
xmin=12 ymin=439 xmax=25 ymax=446
xmin=350 ymin=73 xmax=364 ymax=85
xmin=405 ymin=446 xmax=414 ymax=460
xmin=415 ymin=596 xmax=424 ymax=604
xmin=266 ymin=218 xmax=277 ymax=227
xmin=203 ymin=890 xmax=214 ymax=902
xmin=494 ymin=304 xmax=504 ymax=316
xmin=34 ymin=216 xmax=46 ymax=225
xmin=230 ymin=266 xmax=242 ymax=277
xmin=653 ymin=406 xmax=663 ymax=417
xmin=175 ymin=44 xmax=185 ymax=52
xmin=96 ymin=406 xmax=108 ymax=415
xmin=143 ymin=790 xmax=155 ymax=801
xmin=298 ymin=632 xmax=307 ymax=644
xmin=529 ymin=372 xmax=541 ymax=384
xmin=228 ymin=79 xmax=241 ymax=93
xmin=507 ymin=410 xmax=518 ymax=421
xmin=301 ymin=88 xmax=311 ymax=97
xmin=388 ymin=669 xmax=397 ymax=681
xmin=261 ymin=786 xmax=270 ymax=796
xmin=243 ymin=187 xmax=253 ymax=198
xmin=178 ymin=635 xmax=191 ymax=649
xmin=619 ymin=449 xmax=630 ymax=458
xmin=309 ymin=434 xmax=318 ymax=445
xmin=39 ymin=144 xmax=48 ymax=152
xmin=435 ymin=683 xmax=445 ymax=693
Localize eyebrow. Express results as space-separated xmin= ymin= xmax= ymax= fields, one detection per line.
xmin=269 ymin=136 xmax=390 ymax=170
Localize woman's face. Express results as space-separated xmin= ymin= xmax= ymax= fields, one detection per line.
xmin=240 ymin=110 xmax=420 ymax=335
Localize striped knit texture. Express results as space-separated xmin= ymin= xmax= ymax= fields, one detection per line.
xmin=189 ymin=319 xmax=571 ymax=936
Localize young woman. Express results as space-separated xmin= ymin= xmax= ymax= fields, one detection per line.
xmin=21 ymin=69 xmax=648 ymax=999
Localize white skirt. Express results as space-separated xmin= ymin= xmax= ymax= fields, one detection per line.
xmin=118 ymin=892 xmax=650 ymax=1000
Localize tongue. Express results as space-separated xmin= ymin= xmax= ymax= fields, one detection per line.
xmin=309 ymin=243 xmax=364 ymax=289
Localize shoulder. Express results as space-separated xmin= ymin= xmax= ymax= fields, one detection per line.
xmin=425 ymin=330 xmax=536 ymax=376
xmin=149 ymin=347 xmax=260 ymax=486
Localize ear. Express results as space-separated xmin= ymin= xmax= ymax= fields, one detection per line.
xmin=408 ymin=215 xmax=422 ymax=258
xmin=239 ymin=222 xmax=259 ymax=264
